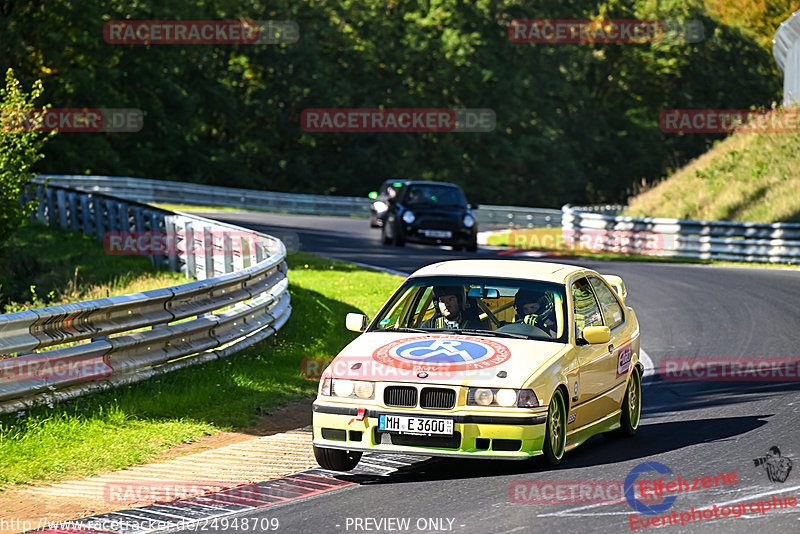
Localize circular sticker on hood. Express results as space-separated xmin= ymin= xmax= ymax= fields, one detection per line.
xmin=372 ymin=335 xmax=511 ymax=372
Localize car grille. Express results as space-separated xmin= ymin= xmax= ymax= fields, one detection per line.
xmin=384 ymin=386 xmax=418 ymax=408
xmin=415 ymin=217 xmax=456 ymax=230
xmin=419 ymin=387 xmax=456 ymax=410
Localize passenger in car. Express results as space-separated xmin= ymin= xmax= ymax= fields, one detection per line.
xmin=514 ymin=289 xmax=557 ymax=337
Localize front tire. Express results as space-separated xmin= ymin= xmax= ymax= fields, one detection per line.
xmin=466 ymin=239 xmax=478 ymax=252
xmin=543 ymin=389 xmax=567 ymax=466
xmin=313 ymin=445 xmax=362 ymax=471
xmin=616 ymin=366 xmax=642 ymax=437
xmin=381 ymin=224 xmax=392 ymax=245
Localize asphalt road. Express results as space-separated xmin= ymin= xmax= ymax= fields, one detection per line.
xmin=182 ymin=211 xmax=800 ymax=534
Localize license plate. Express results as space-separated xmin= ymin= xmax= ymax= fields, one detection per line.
xmin=421 ymin=229 xmax=452 ymax=238
xmin=378 ymin=414 xmax=454 ymax=436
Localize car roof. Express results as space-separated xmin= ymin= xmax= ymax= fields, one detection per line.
xmin=409 ymin=260 xmax=588 ymax=284
xmin=404 ymin=181 xmax=462 ymax=189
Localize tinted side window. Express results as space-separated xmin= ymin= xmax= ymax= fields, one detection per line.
xmin=571 ymin=278 xmax=603 ymax=338
xmin=589 ymin=277 xmax=624 ymax=329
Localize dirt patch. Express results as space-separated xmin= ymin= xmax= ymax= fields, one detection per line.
xmin=0 ymin=396 xmax=315 ymax=534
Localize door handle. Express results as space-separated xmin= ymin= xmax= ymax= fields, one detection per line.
xmin=608 ymin=344 xmax=615 ymax=352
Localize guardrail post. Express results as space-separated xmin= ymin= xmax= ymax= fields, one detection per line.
xmin=56 ymin=188 xmax=69 ymax=229
xmin=165 ymin=216 xmax=179 ymax=273
xmin=94 ymin=197 xmax=106 ymax=242
xmin=184 ymin=221 xmax=196 ymax=279
xmin=255 ymin=238 xmax=264 ymax=263
xmin=68 ymin=192 xmax=80 ymax=231
xmin=117 ymin=202 xmax=130 ymax=233
xmin=133 ymin=207 xmax=145 ymax=232
xmin=150 ymin=212 xmax=164 ymax=267
xmin=37 ymin=186 xmax=47 ymax=222
xmin=46 ymin=187 xmax=57 ymax=225
xmin=81 ymin=195 xmax=92 ymax=235
xmin=223 ymin=231 xmax=234 ymax=273
xmin=106 ymin=199 xmax=118 ymax=233
xmin=202 ymin=227 xmax=214 ymax=279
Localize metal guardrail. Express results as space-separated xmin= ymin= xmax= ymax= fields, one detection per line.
xmin=35 ymin=175 xmax=563 ymax=229
xmin=563 ymin=205 xmax=800 ymax=263
xmin=0 ymin=184 xmax=291 ymax=414
xmin=774 ymin=9 xmax=800 ymax=106
xmin=35 ymin=175 xmax=373 ymax=217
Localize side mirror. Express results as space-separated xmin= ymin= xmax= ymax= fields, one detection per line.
xmin=582 ymin=325 xmax=610 ymax=344
xmin=470 ymin=203 xmax=480 ymax=210
xmin=346 ymin=313 xmax=368 ymax=332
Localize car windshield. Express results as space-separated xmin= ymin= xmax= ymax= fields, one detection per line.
xmin=369 ymin=276 xmax=568 ymax=343
xmin=403 ymin=185 xmax=466 ymax=207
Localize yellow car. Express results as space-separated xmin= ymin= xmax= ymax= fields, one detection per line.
xmin=312 ymin=260 xmax=642 ymax=471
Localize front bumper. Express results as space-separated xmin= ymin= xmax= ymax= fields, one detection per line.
xmin=404 ymin=226 xmax=476 ymax=246
xmin=312 ymin=401 xmax=547 ymax=459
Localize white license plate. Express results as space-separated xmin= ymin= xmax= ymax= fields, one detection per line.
xmin=378 ymin=414 xmax=454 ymax=436
xmin=421 ymin=229 xmax=452 ymax=238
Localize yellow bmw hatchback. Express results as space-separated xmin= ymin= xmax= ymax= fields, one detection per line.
xmin=312 ymin=260 xmax=642 ymax=471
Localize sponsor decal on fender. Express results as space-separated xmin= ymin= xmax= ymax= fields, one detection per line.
xmin=617 ymin=343 xmax=633 ymax=378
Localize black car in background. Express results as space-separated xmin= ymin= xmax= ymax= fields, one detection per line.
xmin=381 ymin=181 xmax=478 ymax=251
xmin=369 ymin=179 xmax=409 ymax=227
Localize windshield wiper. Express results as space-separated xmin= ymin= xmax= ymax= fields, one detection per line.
xmin=379 ymin=327 xmax=430 ymax=333
xmin=450 ymin=329 xmax=531 ymax=339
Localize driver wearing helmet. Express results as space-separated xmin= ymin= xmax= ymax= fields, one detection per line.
xmin=514 ymin=289 xmax=557 ymax=337
xmin=421 ymin=286 xmax=487 ymax=330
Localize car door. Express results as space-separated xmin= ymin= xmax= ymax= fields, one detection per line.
xmin=569 ymin=277 xmax=618 ymax=428
xmin=588 ymin=275 xmax=632 ymax=409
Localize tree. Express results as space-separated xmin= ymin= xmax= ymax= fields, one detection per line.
xmin=0 ymin=68 xmax=54 ymax=245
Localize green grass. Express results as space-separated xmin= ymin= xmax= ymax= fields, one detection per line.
xmin=626 ymin=126 xmax=800 ymax=223
xmin=0 ymin=252 xmax=402 ymax=487
xmin=0 ymin=221 xmax=185 ymax=312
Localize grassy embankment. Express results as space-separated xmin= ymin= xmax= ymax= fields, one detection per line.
xmin=0 ymin=223 xmax=401 ymax=487
xmin=487 ymin=128 xmax=800 ymax=266
xmin=626 ymin=129 xmax=800 ymax=223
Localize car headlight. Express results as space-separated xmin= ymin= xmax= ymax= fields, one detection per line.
xmin=463 ymin=214 xmax=475 ymax=228
xmin=472 ymin=388 xmax=494 ymax=406
xmin=373 ymin=201 xmax=388 ymax=214
xmin=319 ymin=377 xmax=331 ymax=396
xmin=402 ymin=210 xmax=415 ymax=224
xmin=354 ymin=381 xmax=375 ymax=399
xmin=330 ymin=379 xmax=375 ymax=400
xmin=516 ymin=389 xmax=539 ymax=407
xmin=468 ymin=388 xmax=539 ymax=407
xmin=495 ymin=389 xmax=517 ymax=407
xmin=332 ymin=379 xmax=354 ymax=397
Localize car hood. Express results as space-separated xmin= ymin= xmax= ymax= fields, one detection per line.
xmin=327 ymin=332 xmax=568 ymax=388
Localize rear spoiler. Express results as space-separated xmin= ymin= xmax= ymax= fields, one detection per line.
xmin=602 ymin=274 xmax=627 ymax=304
